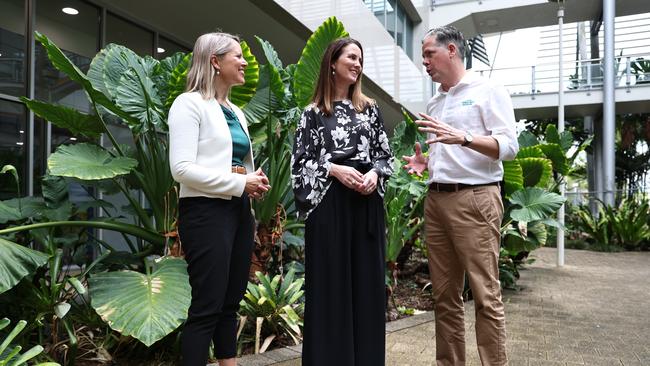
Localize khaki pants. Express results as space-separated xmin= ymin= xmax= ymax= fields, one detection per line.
xmin=424 ymin=185 xmax=507 ymax=366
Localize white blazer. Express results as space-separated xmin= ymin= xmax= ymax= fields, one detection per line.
xmin=168 ymin=91 xmax=255 ymax=200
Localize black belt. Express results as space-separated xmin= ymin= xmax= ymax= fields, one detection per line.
xmin=429 ymin=181 xmax=500 ymax=192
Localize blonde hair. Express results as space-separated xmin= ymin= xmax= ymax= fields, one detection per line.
xmin=312 ymin=38 xmax=373 ymax=116
xmin=186 ymin=32 xmax=240 ymax=99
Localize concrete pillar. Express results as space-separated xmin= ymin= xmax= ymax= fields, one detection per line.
xmin=602 ymin=0 xmax=616 ymax=205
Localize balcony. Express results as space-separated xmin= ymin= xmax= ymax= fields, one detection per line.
xmin=473 ymin=53 xmax=650 ymax=119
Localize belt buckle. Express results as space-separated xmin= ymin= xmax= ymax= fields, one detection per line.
xmin=231 ymin=166 xmax=246 ymax=175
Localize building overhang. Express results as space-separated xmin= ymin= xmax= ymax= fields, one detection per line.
xmin=432 ymin=0 xmax=650 ymax=37
xmin=87 ymin=0 xmax=410 ymax=130
xmin=512 ymin=84 xmax=650 ymax=120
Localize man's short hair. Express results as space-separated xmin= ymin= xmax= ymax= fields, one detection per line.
xmin=423 ymin=26 xmax=466 ymax=62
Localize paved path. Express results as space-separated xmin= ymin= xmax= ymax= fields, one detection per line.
xmin=234 ymin=248 xmax=650 ymax=365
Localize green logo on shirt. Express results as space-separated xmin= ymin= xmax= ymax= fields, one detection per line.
xmin=461 ymin=99 xmax=474 ymax=106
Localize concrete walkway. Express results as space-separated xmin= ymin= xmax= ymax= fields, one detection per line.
xmin=234 ymin=248 xmax=650 ymax=365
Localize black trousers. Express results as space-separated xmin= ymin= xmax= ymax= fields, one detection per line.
xmin=178 ymin=195 xmax=254 ymax=365
xmin=302 ymin=178 xmax=386 ymax=366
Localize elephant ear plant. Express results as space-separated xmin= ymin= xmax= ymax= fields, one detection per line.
xmin=0 ymin=31 xmax=259 ymax=359
xmin=242 ymin=16 xmax=349 ymax=276
xmin=497 ymin=125 xmax=589 ymax=287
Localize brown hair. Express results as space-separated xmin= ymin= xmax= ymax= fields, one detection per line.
xmin=311 ymin=38 xmax=373 ymax=116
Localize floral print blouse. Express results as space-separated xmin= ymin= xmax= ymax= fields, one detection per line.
xmin=291 ymin=100 xmax=394 ymax=219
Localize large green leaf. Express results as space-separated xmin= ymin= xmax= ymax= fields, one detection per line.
xmin=88 ymin=257 xmax=191 ymax=346
xmin=390 ymin=112 xmax=423 ymax=158
xmin=527 ymin=221 xmax=549 ymax=246
xmin=516 ymin=145 xmax=544 ymax=159
xmin=255 ymin=36 xmax=284 ymax=71
xmin=503 ymin=226 xmax=539 ymax=253
xmin=293 ymin=16 xmax=349 ymax=108
xmin=21 ymin=98 xmax=104 ymax=139
xmin=517 ymin=130 xmax=539 ymax=148
xmin=538 ymin=143 xmax=569 ymax=175
xmin=164 ymin=53 xmax=192 ymax=109
xmin=255 ymin=37 xmax=288 ymax=102
xmin=508 ymin=187 xmax=565 ymax=222
xmin=544 ymin=124 xmax=561 ymax=146
xmin=0 ymin=238 xmax=50 ymax=294
xmin=559 ymin=131 xmax=574 ymax=154
xmin=230 ymin=41 xmax=259 ymax=108
xmin=41 ymin=175 xmax=69 ymax=209
xmin=243 ymin=64 xmax=280 ymax=126
xmin=502 ymin=160 xmax=524 ymax=196
xmin=0 ymin=202 xmax=20 ymax=223
xmin=101 ymin=44 xmax=142 ymax=100
xmin=115 ymin=67 xmax=165 ymax=133
xmin=34 ymin=32 xmax=139 ymax=126
xmin=153 ymin=52 xmax=188 ymax=106
xmin=48 ymin=143 xmax=138 ymax=180
xmin=0 ymin=197 xmax=46 ymax=223
xmin=518 ymin=157 xmax=552 ymax=187
xmin=544 ymin=124 xmax=574 ymax=153
xmin=88 ymin=47 xmax=111 ymax=97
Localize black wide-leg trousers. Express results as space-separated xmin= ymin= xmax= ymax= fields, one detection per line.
xmin=178 ymin=194 xmax=253 ymax=365
xmin=302 ymin=179 xmax=386 ymax=366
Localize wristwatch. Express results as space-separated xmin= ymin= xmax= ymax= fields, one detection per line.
xmin=462 ymin=131 xmax=473 ymax=147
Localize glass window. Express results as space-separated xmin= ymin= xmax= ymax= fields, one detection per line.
xmin=0 ymin=99 xmax=26 ymax=199
xmin=106 ymin=13 xmax=153 ymax=56
xmin=0 ymin=0 xmax=26 ymax=97
xmin=34 ymin=0 xmax=98 ymax=110
xmin=405 ymin=18 xmax=413 ymax=59
xmin=365 ymin=0 xmax=385 ymax=26
xmin=33 ymin=0 xmax=99 ymax=191
xmin=386 ymin=0 xmax=396 ymax=38
xmin=396 ymin=3 xmax=405 ymax=49
xmin=157 ymin=35 xmax=190 ymax=59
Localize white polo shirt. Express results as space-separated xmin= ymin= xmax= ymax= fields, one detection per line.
xmin=426 ymin=71 xmax=519 ymax=185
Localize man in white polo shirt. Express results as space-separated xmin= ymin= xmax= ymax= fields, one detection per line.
xmin=403 ymin=26 xmax=519 ymax=366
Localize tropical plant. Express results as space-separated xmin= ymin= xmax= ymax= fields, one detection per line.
xmin=383 ymin=112 xmax=427 ymax=287
xmin=493 ymin=126 xmax=573 ymax=286
xmin=0 ymin=30 xmax=258 ymax=362
xmin=500 ymin=124 xmax=588 ymax=253
xmin=243 ymin=17 xmax=349 ymax=276
xmin=0 ymin=318 xmax=60 ymax=366
xmin=573 ymin=196 xmax=650 ymax=250
xmin=616 ymin=113 xmax=650 ymax=196
xmin=238 ymin=269 xmax=304 ymax=354
xmin=631 ymin=57 xmax=650 ymax=84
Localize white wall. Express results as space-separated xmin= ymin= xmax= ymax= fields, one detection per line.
xmin=274 ymin=0 xmax=430 ymax=113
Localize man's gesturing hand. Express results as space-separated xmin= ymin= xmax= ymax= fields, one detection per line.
xmin=416 ymin=113 xmax=465 ymax=145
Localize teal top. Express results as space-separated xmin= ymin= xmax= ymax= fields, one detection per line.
xmin=221 ymin=105 xmax=250 ymax=167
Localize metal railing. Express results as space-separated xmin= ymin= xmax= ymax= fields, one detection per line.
xmin=430 ymin=0 xmax=488 ymax=10
xmin=474 ymin=53 xmax=650 ymax=96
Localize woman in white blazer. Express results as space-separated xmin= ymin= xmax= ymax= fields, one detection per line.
xmin=168 ymin=32 xmax=270 ymax=366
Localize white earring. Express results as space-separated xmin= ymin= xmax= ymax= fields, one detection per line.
xmin=332 ymin=70 xmax=335 ymax=76
xmin=216 ymin=69 xmax=220 ymax=75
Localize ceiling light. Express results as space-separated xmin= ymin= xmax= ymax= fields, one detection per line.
xmin=62 ymin=7 xmax=79 ymax=15
xmin=157 ymin=47 xmax=165 ymax=53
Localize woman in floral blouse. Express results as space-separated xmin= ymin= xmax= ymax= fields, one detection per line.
xmin=291 ymin=38 xmax=394 ymax=366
